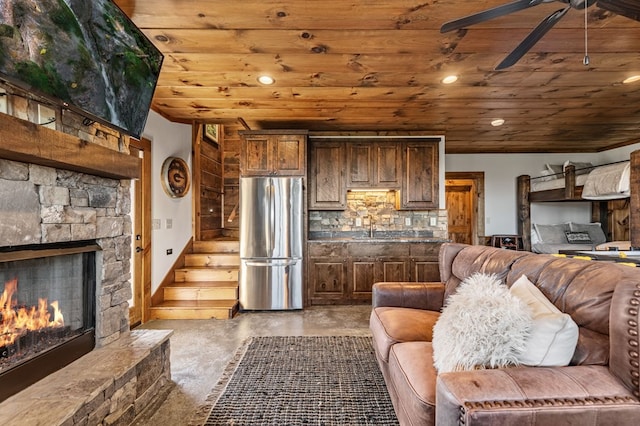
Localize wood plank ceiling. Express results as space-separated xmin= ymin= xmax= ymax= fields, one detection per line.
xmin=114 ymin=0 xmax=640 ymax=153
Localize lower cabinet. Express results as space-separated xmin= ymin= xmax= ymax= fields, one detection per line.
xmin=307 ymin=241 xmax=441 ymax=305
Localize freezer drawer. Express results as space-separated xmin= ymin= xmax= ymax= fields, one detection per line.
xmin=240 ymin=258 xmax=303 ymax=310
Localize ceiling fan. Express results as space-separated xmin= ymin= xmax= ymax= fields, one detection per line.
xmin=440 ymin=0 xmax=640 ymax=70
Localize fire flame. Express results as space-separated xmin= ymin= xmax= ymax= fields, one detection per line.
xmin=1 ymin=279 xmax=65 ymax=347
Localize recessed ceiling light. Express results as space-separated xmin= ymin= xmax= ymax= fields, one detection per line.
xmin=441 ymin=75 xmax=458 ymax=84
xmin=491 ymin=118 xmax=505 ymax=127
xmin=623 ymin=75 xmax=640 ymax=84
xmin=257 ymin=75 xmax=275 ymax=85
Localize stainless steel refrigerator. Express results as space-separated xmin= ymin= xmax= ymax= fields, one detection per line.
xmin=239 ymin=177 xmax=303 ymax=310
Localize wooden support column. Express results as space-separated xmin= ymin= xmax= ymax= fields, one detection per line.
xmin=630 ymin=150 xmax=640 ymax=249
xmin=517 ymin=175 xmax=531 ymax=251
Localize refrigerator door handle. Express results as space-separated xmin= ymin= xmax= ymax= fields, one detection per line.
xmin=268 ymin=180 xmax=275 ymax=254
xmin=244 ymin=259 xmax=299 ymax=267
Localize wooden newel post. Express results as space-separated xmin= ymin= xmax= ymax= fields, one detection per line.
xmin=517 ymin=175 xmax=531 ymax=251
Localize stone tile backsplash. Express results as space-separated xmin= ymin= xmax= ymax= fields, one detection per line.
xmin=309 ymin=190 xmax=448 ymax=239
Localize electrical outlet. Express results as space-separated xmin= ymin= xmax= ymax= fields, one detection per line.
xmin=166 ymin=218 xmax=173 ymax=229
xmin=405 ymin=217 xmax=412 ymax=226
xmin=429 ymin=216 xmax=437 ymax=227
xmin=355 ymin=217 xmax=362 ymax=227
xmin=152 ymin=219 xmax=161 ymax=230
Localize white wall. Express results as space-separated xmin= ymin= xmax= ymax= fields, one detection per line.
xmin=141 ymin=111 xmax=193 ymax=294
xmin=445 ymin=144 xmax=640 ymax=236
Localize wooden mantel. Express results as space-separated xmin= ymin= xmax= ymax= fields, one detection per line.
xmin=0 ymin=113 xmax=140 ymax=180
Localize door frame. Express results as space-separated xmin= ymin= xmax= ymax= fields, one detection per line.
xmin=445 ymin=172 xmax=485 ymax=245
xmin=129 ymin=137 xmax=152 ymax=326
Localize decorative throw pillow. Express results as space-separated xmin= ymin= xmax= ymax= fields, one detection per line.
xmin=509 ymin=275 xmax=579 ymax=367
xmin=565 ymin=231 xmax=592 ymax=244
xmin=432 ymin=273 xmax=532 ymax=373
xmin=534 ymin=223 xmax=570 ymax=244
xmin=569 ymin=222 xmax=607 ymax=245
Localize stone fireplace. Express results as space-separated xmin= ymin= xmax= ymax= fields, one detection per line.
xmin=0 ymin=105 xmax=172 ymax=424
xmin=0 ymin=159 xmax=132 ymax=400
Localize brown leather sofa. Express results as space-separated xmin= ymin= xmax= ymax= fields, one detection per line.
xmin=370 ymin=243 xmax=640 ymax=425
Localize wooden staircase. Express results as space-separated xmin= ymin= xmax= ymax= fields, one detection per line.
xmin=150 ymin=240 xmax=240 ymax=320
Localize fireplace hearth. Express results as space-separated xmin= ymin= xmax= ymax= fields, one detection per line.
xmin=0 ymin=241 xmax=98 ymax=402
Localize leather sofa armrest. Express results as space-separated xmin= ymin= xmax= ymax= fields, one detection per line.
xmin=436 ymin=366 xmax=639 ymax=425
xmin=372 ymin=281 xmax=445 ymax=311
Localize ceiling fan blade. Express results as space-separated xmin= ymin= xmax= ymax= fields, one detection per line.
xmin=440 ymin=0 xmax=545 ymax=33
xmin=495 ymin=6 xmax=570 ymax=70
xmin=597 ymin=0 xmax=640 ymax=21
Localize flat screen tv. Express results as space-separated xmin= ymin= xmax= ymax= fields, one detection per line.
xmin=0 ymin=0 xmax=163 ymax=139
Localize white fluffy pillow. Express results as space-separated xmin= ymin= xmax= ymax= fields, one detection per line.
xmin=432 ymin=273 xmax=532 ymax=373
xmin=510 ymin=275 xmax=579 ymax=366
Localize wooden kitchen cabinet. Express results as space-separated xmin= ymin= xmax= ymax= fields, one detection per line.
xmin=399 ymin=141 xmax=439 ymax=209
xmin=307 ymin=242 xmax=347 ymax=304
xmin=349 ymin=256 xmax=409 ymax=302
xmin=347 ymin=141 xmax=401 ymax=188
xmin=307 ymin=241 xmax=441 ymax=305
xmin=239 ymin=130 xmax=306 ymax=176
xmin=308 ymin=141 xmax=346 ymax=209
xmin=409 ymin=243 xmax=441 ymax=282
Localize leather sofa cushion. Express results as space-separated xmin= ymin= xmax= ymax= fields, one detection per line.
xmin=388 ymin=341 xmax=437 ymax=426
xmin=436 ymin=365 xmax=639 ymax=426
xmin=370 ymin=307 xmax=439 ymax=363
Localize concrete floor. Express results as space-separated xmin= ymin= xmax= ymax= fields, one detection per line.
xmin=132 ymin=305 xmax=373 ymax=425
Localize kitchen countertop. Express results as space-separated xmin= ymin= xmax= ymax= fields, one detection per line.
xmin=307 ymin=237 xmax=449 ymax=243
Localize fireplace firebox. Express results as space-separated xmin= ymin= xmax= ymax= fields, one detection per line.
xmin=0 ymin=240 xmax=98 ymax=402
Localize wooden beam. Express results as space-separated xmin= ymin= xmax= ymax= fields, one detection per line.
xmin=631 ymin=150 xmax=640 ymax=249
xmin=517 ymin=175 xmax=531 ymax=252
xmin=0 ymin=113 xmax=140 ymax=180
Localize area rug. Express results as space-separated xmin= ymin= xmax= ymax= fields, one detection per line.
xmin=190 ymin=336 xmax=399 ymax=425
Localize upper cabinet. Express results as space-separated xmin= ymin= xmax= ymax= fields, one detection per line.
xmin=308 ymin=141 xmax=346 ymax=210
xmin=399 ymin=141 xmax=439 ymax=210
xmin=240 ymin=130 xmax=307 ymax=176
xmin=347 ymin=142 xmax=401 ymax=188
xmin=309 ymin=137 xmax=440 ymax=210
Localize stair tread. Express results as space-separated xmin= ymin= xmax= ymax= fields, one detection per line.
xmin=166 ymin=281 xmax=238 ymax=288
xmin=153 ymin=300 xmax=238 ymax=309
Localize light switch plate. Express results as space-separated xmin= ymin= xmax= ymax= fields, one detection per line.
xmin=405 ymin=217 xmax=411 ymax=226
xmin=429 ymin=217 xmax=437 ymax=227
xmin=355 ymin=217 xmax=362 ymax=227
xmin=166 ymin=218 xmax=173 ymax=229
xmin=152 ymin=219 xmax=161 ymax=230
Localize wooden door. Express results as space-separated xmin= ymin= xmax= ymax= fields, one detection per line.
xmin=445 ymin=179 xmax=476 ymax=245
xmin=308 ymin=258 xmax=346 ymax=303
xmin=274 ymin=134 xmax=305 ymax=175
xmin=308 ymin=142 xmax=346 ymax=210
xmin=375 ymin=143 xmax=401 ymax=187
xmin=399 ymin=141 xmax=438 ymax=209
xmin=129 ymin=138 xmax=152 ymax=326
xmin=241 ymin=135 xmax=272 ymax=175
xmin=347 ymin=143 xmax=373 ymax=187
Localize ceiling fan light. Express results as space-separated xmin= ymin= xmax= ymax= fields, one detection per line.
xmin=442 ymin=75 xmax=458 ymax=84
xmin=257 ymin=75 xmax=275 ymax=85
xmin=491 ymin=118 xmax=505 ymax=127
xmin=623 ymin=75 xmax=640 ymax=84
